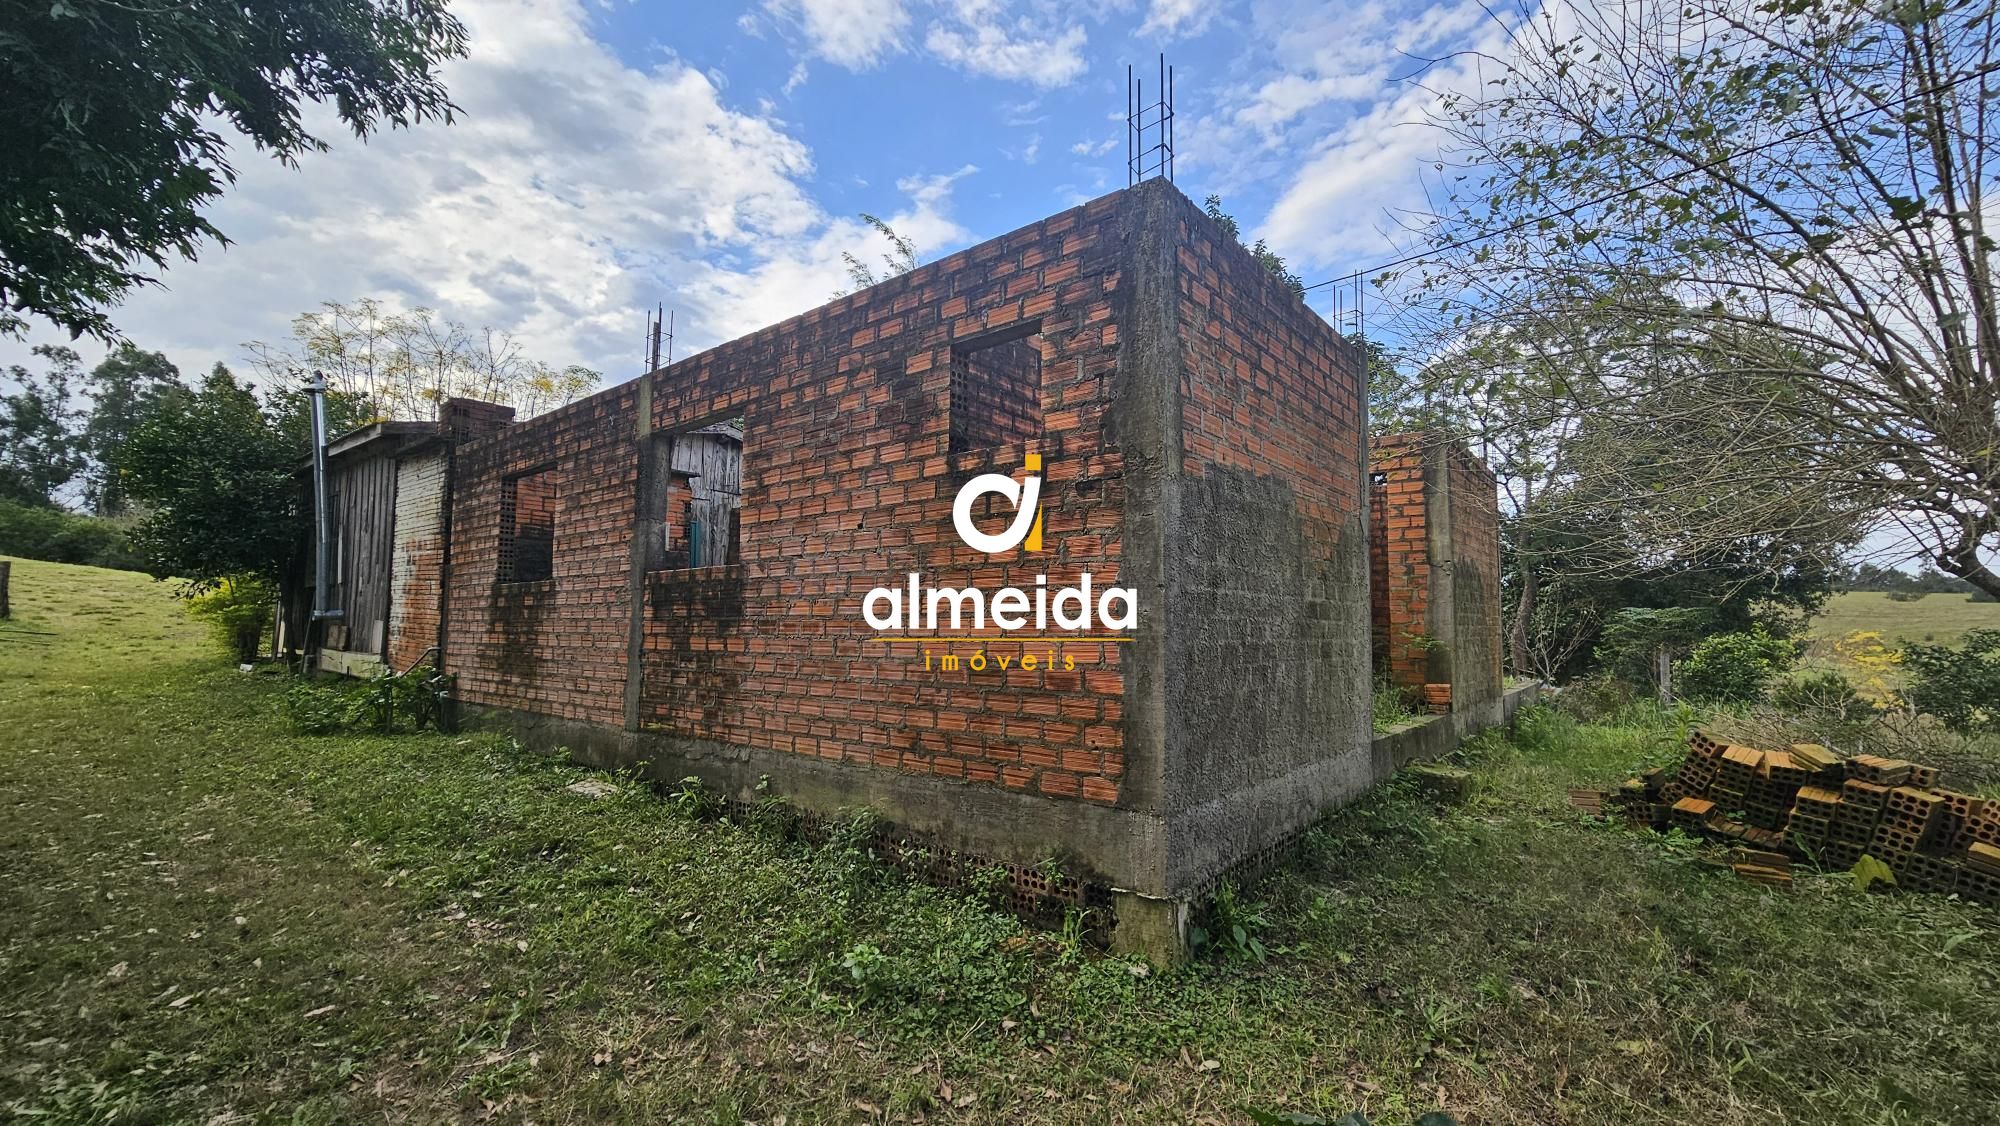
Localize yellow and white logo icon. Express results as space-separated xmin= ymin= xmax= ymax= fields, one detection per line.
xmin=951 ymin=453 xmax=1043 ymax=554
xmin=861 ymin=451 xmax=1135 ymax=634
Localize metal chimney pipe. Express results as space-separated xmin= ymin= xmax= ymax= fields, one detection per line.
xmin=307 ymin=369 xmax=343 ymax=622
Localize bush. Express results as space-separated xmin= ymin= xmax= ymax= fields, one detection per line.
xmin=183 ymin=575 xmax=274 ymax=663
xmin=281 ymin=681 xmax=365 ymax=735
xmin=1900 ymin=629 xmax=2000 ymax=734
xmin=280 ymin=665 xmax=450 ymax=735
xmin=0 ymin=499 xmax=145 ymax=570
xmin=1551 ymin=673 xmax=1639 ymax=721
xmin=1370 ymin=680 xmax=1418 ymax=733
xmin=1676 ymin=628 xmax=1795 ymax=702
xmin=1771 ymin=669 xmax=1875 ymax=725
xmin=1886 ymin=589 xmax=1927 ymax=602
xmin=1594 ymin=607 xmax=1714 ymax=685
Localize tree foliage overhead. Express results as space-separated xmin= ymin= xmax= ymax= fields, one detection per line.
xmin=0 ymin=0 xmax=468 ymax=341
xmin=1501 ymin=479 xmax=1839 ymax=681
xmin=1406 ymin=290 xmax=1857 ymax=675
xmin=1403 ymin=0 xmax=2000 ymax=595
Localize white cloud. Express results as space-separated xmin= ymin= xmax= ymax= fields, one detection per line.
xmin=1000 ymin=97 xmax=1048 ymax=126
xmin=1174 ymin=0 xmax=1504 ymax=275
xmin=0 ymin=0 xmax=983 ymax=387
xmin=763 ymin=0 xmax=912 ymax=69
xmin=1138 ymin=0 xmax=1222 ymax=38
xmin=758 ymin=1 xmax=1090 ymax=87
xmin=924 ymin=2 xmax=1089 ymax=87
xmin=1070 ymin=137 xmax=1117 ymax=157
xmin=1233 ymin=71 xmax=1382 ymax=134
xmin=688 ymin=165 xmax=977 ymax=340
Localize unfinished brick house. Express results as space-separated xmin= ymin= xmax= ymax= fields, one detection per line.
xmin=305 ymin=179 xmax=1515 ymax=957
xmin=1368 ymin=433 xmax=1504 ymax=716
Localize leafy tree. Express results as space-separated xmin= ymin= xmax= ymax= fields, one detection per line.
xmin=1901 ymin=629 xmax=2000 ymax=733
xmin=120 ymin=364 xmax=302 ymax=588
xmin=0 ymin=498 xmax=143 ymax=570
xmin=265 ymin=379 xmax=376 ymax=449
xmin=1 ymin=1 xmax=468 ymax=341
xmin=81 ymin=343 xmax=184 ymax=515
xmin=186 ymin=575 xmax=277 ymax=663
xmin=1772 ymin=669 xmax=1875 ymax=725
xmin=0 ymin=345 xmax=86 ymax=505
xmin=1350 ymin=333 xmax=1424 ymax=436
xmin=1202 ymin=196 xmax=1305 ymax=299
xmin=1594 ymin=607 xmax=1714 ymax=700
xmin=1418 ymin=286 xmax=1861 ymax=675
xmin=1506 ymin=479 xmax=1838 ymax=682
xmin=1406 ymin=0 xmax=2000 ymax=596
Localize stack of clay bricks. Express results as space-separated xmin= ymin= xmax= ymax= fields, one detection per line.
xmin=1604 ymin=731 xmax=2000 ymax=902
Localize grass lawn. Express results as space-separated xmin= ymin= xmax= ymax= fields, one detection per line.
xmin=1808 ymin=591 xmax=2000 ymax=649
xmin=1802 ymin=591 xmax=2000 ymax=698
xmin=3 ymin=558 xmax=1998 ymax=1124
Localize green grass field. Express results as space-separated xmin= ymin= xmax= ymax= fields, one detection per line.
xmin=1802 ymin=591 xmax=2000 ymax=697
xmin=3 ymin=559 xmax=1997 ymax=1124
xmin=1808 ymin=591 xmax=2000 ymax=648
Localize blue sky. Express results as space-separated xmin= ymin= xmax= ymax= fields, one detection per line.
xmin=0 ymin=0 xmax=1958 ymax=568
xmin=3 ymin=0 xmax=1505 ymax=384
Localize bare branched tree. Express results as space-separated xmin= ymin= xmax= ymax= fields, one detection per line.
xmin=243 ymin=299 xmax=599 ymax=422
xmin=1400 ymin=0 xmax=2000 ymax=594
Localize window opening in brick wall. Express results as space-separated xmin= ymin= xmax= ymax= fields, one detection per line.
xmin=499 ymin=465 xmax=558 ymax=583
xmin=650 ymin=421 xmax=744 ymax=571
xmin=949 ymin=322 xmax=1044 ymax=454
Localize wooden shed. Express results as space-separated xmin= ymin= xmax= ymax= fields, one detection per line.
xmin=282 ymin=398 xmax=519 ymax=675
xmin=283 ymin=421 xmax=436 ymax=674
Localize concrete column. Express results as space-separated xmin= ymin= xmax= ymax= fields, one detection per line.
xmin=622 ymin=379 xmax=659 ymax=732
xmin=1108 ymin=890 xmax=1191 ymax=967
xmin=1424 ymin=441 xmax=1458 ymax=692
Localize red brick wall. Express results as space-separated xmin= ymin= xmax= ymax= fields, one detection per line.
xmin=1163 ymin=187 xmax=1372 ymax=817
xmin=447 ymin=194 xmax=1133 ymax=802
xmin=1369 ymin=434 xmax=1431 ymax=690
xmin=382 ymin=399 xmax=512 ymax=675
xmin=447 ymin=389 xmax=642 ymax=724
xmin=442 ymin=397 xmax=516 ymax=444
xmin=1367 ymin=433 xmax=1504 ymax=708
xmin=387 ymin=451 xmax=447 ymax=672
xmin=1367 ymin=467 xmax=1389 ymax=671
xmin=1175 ymin=215 xmax=1363 ymax=524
